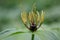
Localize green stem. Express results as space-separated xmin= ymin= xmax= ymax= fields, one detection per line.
xmin=31 ymin=33 xmax=34 ymax=40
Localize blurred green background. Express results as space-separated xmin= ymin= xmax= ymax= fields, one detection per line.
xmin=0 ymin=0 xmax=60 ymax=40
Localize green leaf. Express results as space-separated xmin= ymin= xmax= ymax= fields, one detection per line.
xmin=0 ymin=28 xmax=29 ymax=40
xmin=35 ymin=30 xmax=59 ymax=40
xmin=0 ymin=26 xmax=60 ymax=40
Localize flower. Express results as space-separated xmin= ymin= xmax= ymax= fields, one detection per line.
xmin=21 ymin=6 xmax=44 ymax=32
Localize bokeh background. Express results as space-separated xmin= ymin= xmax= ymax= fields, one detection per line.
xmin=0 ymin=0 xmax=60 ymax=40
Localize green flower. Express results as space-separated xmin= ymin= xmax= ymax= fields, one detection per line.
xmin=21 ymin=6 xmax=44 ymax=32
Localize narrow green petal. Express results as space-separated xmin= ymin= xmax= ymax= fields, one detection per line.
xmin=21 ymin=11 xmax=27 ymax=24
xmin=36 ymin=11 xmax=40 ymax=24
xmin=40 ymin=10 xmax=44 ymax=24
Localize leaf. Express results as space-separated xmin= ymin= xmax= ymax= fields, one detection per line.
xmin=0 ymin=28 xmax=29 ymax=40
xmin=0 ymin=26 xmax=60 ymax=40
xmin=35 ymin=30 xmax=59 ymax=40
xmin=1 ymin=33 xmax=32 ymax=40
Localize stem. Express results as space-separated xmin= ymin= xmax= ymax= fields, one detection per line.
xmin=31 ymin=33 xmax=34 ymax=40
